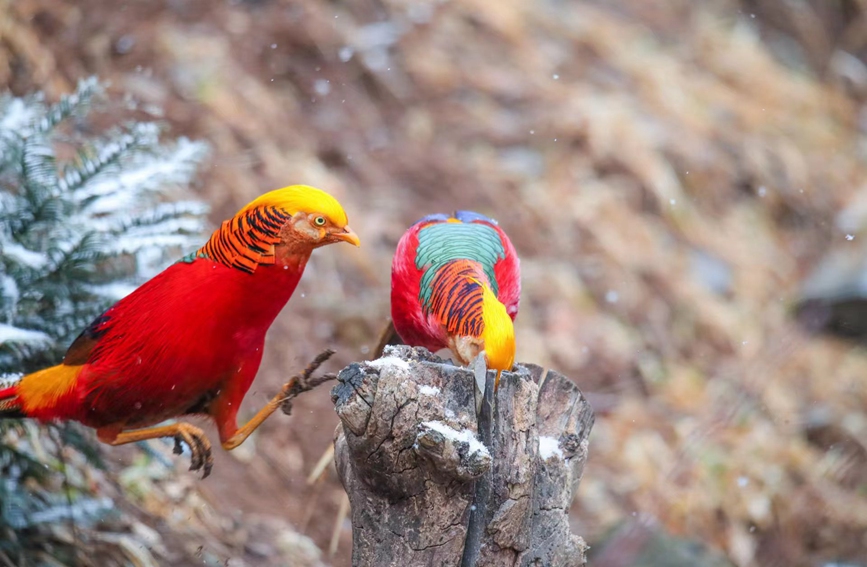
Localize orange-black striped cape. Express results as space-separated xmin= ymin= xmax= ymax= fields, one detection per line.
xmin=389 ymin=211 xmax=520 ymax=369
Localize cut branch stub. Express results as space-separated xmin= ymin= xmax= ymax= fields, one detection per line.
xmin=332 ymin=345 xmax=594 ymax=567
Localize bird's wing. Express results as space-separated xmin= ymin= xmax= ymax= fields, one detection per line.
xmin=490 ymin=224 xmax=521 ymax=319
xmin=415 ymin=219 xmax=506 ymax=309
xmin=63 ymin=310 xmax=114 ymax=365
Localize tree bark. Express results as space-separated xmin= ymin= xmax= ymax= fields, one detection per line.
xmin=332 ymin=345 xmax=594 ymax=566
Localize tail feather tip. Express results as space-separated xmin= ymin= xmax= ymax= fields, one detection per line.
xmin=0 ymin=374 xmax=23 ymax=418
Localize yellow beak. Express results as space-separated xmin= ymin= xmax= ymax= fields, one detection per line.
xmin=334 ymin=226 xmax=361 ymax=247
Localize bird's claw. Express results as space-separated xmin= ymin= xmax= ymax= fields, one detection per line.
xmin=172 ymin=424 xmax=214 ymax=479
xmin=277 ymin=375 xmax=303 ymax=416
xmin=278 ymin=349 xmax=337 ymax=416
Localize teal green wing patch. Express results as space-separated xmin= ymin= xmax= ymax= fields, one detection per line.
xmin=177 ymin=250 xmax=210 ymax=264
xmin=416 ymin=222 xmax=505 ymax=306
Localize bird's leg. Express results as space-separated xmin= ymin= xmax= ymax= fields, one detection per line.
xmin=220 ymin=394 xmax=284 ymax=451
xmin=221 ymin=349 xmax=337 ymax=451
xmin=97 ymin=422 xmax=214 ymax=478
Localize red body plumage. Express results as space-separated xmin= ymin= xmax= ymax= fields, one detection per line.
xmin=390 ymin=211 xmax=520 ymax=359
xmin=50 ymin=256 xmax=305 ymax=441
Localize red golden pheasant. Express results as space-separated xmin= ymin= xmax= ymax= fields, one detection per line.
xmin=0 ymin=185 xmax=359 ymax=477
xmin=389 ymin=211 xmax=520 ymax=391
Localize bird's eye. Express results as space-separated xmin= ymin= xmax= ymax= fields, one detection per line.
xmin=314 ymin=216 xmax=326 ymax=226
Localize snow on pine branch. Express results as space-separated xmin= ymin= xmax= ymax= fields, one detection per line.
xmin=0 ymin=324 xmax=51 ymax=346
xmin=0 ymin=98 xmax=38 ymax=135
xmin=34 ymin=76 xmax=100 ymax=135
xmin=77 ymin=134 xmax=205 ymax=207
xmin=0 ymin=241 xmax=48 ymax=269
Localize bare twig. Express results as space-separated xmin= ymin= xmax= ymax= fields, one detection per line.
xmin=329 ymin=493 xmax=350 ymax=558
xmin=307 ymin=443 xmax=335 ymax=485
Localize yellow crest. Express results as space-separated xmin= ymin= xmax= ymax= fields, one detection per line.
xmin=240 ymin=185 xmax=349 ymax=227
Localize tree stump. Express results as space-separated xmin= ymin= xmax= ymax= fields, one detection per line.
xmin=332 ymin=345 xmax=594 ymax=566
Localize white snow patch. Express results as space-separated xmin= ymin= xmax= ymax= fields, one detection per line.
xmin=1 ymin=274 xmax=20 ymax=306
xmin=421 ymin=421 xmax=490 ymax=458
xmin=0 ymin=98 xmax=38 ymax=134
xmin=0 ymin=324 xmax=51 ymax=345
xmin=539 ymin=436 xmax=564 ymax=460
xmin=418 ymin=385 xmax=440 ymax=396
xmin=367 ymin=356 xmax=411 ymax=372
xmin=1 ymin=242 xmax=48 ymax=269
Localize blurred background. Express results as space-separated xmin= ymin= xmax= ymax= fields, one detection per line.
xmin=2 ymin=0 xmax=867 ymax=565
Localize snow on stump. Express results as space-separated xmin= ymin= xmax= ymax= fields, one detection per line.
xmin=332 ymin=345 xmax=594 ymax=566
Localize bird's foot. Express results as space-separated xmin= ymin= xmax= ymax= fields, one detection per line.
xmin=171 ymin=423 xmax=214 ymax=478
xmin=279 ymin=349 xmax=338 ymax=416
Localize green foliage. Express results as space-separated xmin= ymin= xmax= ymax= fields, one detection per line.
xmin=0 ymin=78 xmax=209 ymax=564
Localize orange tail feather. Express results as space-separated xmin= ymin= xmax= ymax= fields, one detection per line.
xmin=0 ymin=364 xmax=82 ymax=419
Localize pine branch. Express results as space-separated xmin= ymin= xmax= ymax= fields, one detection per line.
xmin=59 ymin=128 xmax=143 ymax=195
xmin=19 ymin=136 xmax=59 ymax=201
xmin=34 ymin=77 xmax=101 ymax=135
